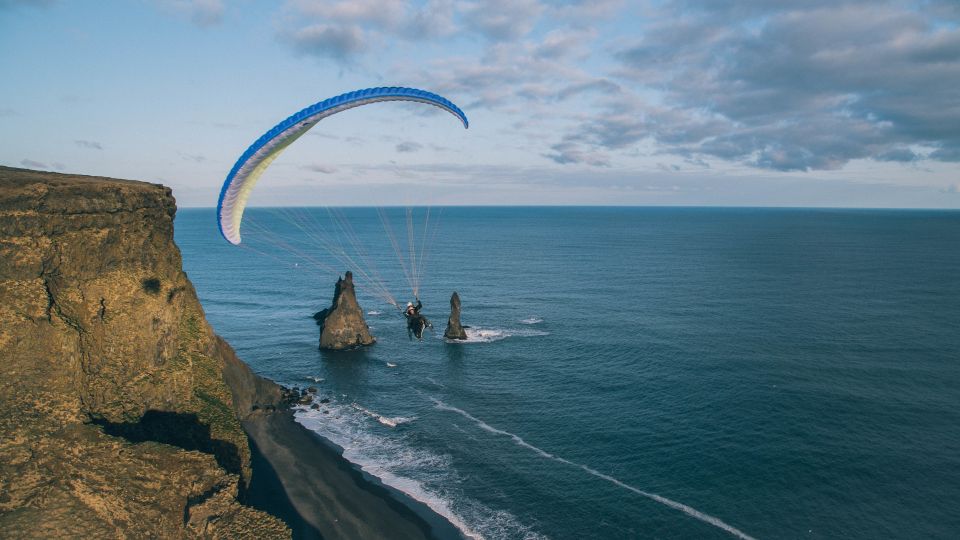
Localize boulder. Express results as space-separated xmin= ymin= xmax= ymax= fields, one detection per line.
xmin=444 ymin=291 xmax=468 ymax=340
xmin=314 ymin=271 xmax=376 ymax=350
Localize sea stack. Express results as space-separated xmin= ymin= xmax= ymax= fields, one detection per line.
xmin=314 ymin=271 xmax=376 ymax=350
xmin=444 ymin=291 xmax=468 ymax=340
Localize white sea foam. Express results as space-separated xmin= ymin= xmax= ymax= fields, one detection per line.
xmin=431 ymin=398 xmax=757 ymax=540
xmin=368 ymin=310 xmax=382 ymax=316
xmin=351 ymin=403 xmax=415 ymax=428
xmin=305 ymin=376 xmax=324 ymax=383
xmin=294 ymin=399 xmax=540 ymax=540
xmin=447 ymin=327 xmax=550 ymax=343
xmin=387 ymin=362 xmax=397 ymax=368
xmin=519 ymin=317 xmax=543 ymax=325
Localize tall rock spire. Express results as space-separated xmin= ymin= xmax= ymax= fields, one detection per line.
xmin=444 ymin=291 xmax=468 ymax=340
xmin=314 ymin=271 xmax=376 ymax=350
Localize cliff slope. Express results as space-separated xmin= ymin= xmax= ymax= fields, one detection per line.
xmin=0 ymin=166 xmax=288 ymax=538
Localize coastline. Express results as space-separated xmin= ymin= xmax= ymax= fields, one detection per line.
xmin=243 ymin=407 xmax=465 ymax=540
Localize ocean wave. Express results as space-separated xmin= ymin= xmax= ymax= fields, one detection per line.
xmin=519 ymin=317 xmax=543 ymax=325
xmin=445 ymin=327 xmax=550 ymax=344
xmin=293 ymin=398 xmax=542 ymax=540
xmin=367 ymin=310 xmax=382 ymax=316
xmin=430 ymin=398 xmax=756 ymax=540
xmin=304 ymin=376 xmax=324 ymax=383
xmin=351 ymin=403 xmax=415 ymax=428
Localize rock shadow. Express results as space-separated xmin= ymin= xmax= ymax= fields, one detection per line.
xmin=89 ymin=410 xmax=241 ymax=476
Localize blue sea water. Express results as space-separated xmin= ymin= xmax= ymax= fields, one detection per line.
xmin=175 ymin=207 xmax=960 ymax=539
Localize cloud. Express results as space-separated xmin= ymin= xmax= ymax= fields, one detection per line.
xmin=74 ymin=139 xmax=103 ymax=150
xmin=589 ymin=0 xmax=960 ymax=171
xmin=301 ymin=163 xmax=337 ymax=174
xmin=543 ymin=138 xmax=610 ymax=166
xmin=534 ymin=27 xmax=596 ymax=59
xmin=155 ymin=0 xmax=225 ymax=27
xmin=20 ymin=158 xmax=47 ymax=169
xmin=461 ymin=0 xmax=545 ymax=41
xmin=547 ymin=0 xmax=624 ymax=21
xmin=404 ymin=33 xmax=600 ymax=114
xmin=875 ymin=147 xmax=920 ymax=163
xmin=285 ymin=23 xmax=367 ymax=59
xmin=556 ymin=78 xmax=620 ymax=100
xmin=929 ymin=145 xmax=960 ymax=161
xmin=396 ymin=141 xmax=423 ymax=153
xmin=281 ymin=0 xmax=458 ymax=60
xmin=399 ymin=0 xmax=458 ymax=39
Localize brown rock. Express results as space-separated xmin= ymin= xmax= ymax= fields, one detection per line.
xmin=443 ymin=291 xmax=468 ymax=340
xmin=314 ymin=271 xmax=375 ymax=350
xmin=0 ymin=166 xmax=288 ymax=538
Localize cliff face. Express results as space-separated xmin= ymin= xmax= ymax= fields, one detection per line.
xmin=0 ymin=167 xmax=288 ymax=538
xmin=314 ymin=271 xmax=375 ymax=350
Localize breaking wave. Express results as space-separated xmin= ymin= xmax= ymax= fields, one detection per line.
xmin=445 ymin=327 xmax=550 ymax=344
xmin=351 ymin=403 xmax=415 ymax=428
xmin=294 ymin=396 xmax=545 ymax=540
xmin=519 ymin=317 xmax=543 ymax=325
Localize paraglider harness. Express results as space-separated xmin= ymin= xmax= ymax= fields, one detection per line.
xmin=404 ymin=299 xmax=431 ymax=339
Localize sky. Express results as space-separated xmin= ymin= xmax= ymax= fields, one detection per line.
xmin=1 ymin=0 xmax=958 ymax=208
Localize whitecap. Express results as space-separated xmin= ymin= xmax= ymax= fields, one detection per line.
xmin=519 ymin=317 xmax=543 ymax=325
xmin=293 ymin=399 xmax=540 ymax=540
xmin=351 ymin=403 xmax=415 ymax=428
xmin=446 ymin=327 xmax=550 ymax=343
xmin=387 ymin=362 xmax=397 ymax=368
xmin=367 ymin=310 xmax=382 ymax=316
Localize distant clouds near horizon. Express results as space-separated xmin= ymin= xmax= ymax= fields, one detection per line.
xmin=0 ymin=0 xmax=958 ymax=208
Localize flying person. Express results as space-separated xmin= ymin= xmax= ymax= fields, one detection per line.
xmin=405 ymin=299 xmax=422 ymax=318
xmin=404 ymin=298 xmax=430 ymax=339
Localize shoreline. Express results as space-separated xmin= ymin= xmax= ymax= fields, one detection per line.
xmin=242 ymin=408 xmax=465 ymax=540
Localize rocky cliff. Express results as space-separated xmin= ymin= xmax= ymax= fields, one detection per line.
xmin=0 ymin=166 xmax=289 ymax=538
xmin=443 ymin=292 xmax=467 ymax=340
xmin=313 ymin=271 xmax=375 ymax=350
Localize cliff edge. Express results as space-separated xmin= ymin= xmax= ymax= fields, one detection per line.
xmin=0 ymin=166 xmax=289 ymax=538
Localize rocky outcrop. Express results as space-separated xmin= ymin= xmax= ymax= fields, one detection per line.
xmin=0 ymin=166 xmax=289 ymax=538
xmin=443 ymin=291 xmax=468 ymax=340
xmin=314 ymin=271 xmax=375 ymax=350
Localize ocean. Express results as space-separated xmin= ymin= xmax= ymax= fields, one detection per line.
xmin=175 ymin=207 xmax=960 ymax=539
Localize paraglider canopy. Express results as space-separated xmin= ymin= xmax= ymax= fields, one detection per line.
xmin=217 ymin=86 xmax=469 ymax=245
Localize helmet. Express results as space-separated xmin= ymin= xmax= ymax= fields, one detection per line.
xmin=407 ymin=302 xmax=413 ymax=307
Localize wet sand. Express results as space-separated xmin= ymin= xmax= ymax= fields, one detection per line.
xmin=243 ymin=409 xmax=465 ymax=540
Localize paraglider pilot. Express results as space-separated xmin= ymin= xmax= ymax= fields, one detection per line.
xmin=405 ymin=299 xmax=422 ymax=318
xmin=404 ymin=298 xmax=430 ymax=339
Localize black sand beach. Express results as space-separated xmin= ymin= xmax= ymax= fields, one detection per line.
xmin=244 ymin=409 xmax=465 ymax=540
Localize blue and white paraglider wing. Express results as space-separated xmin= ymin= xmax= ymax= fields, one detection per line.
xmin=216 ymin=87 xmax=469 ymax=245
